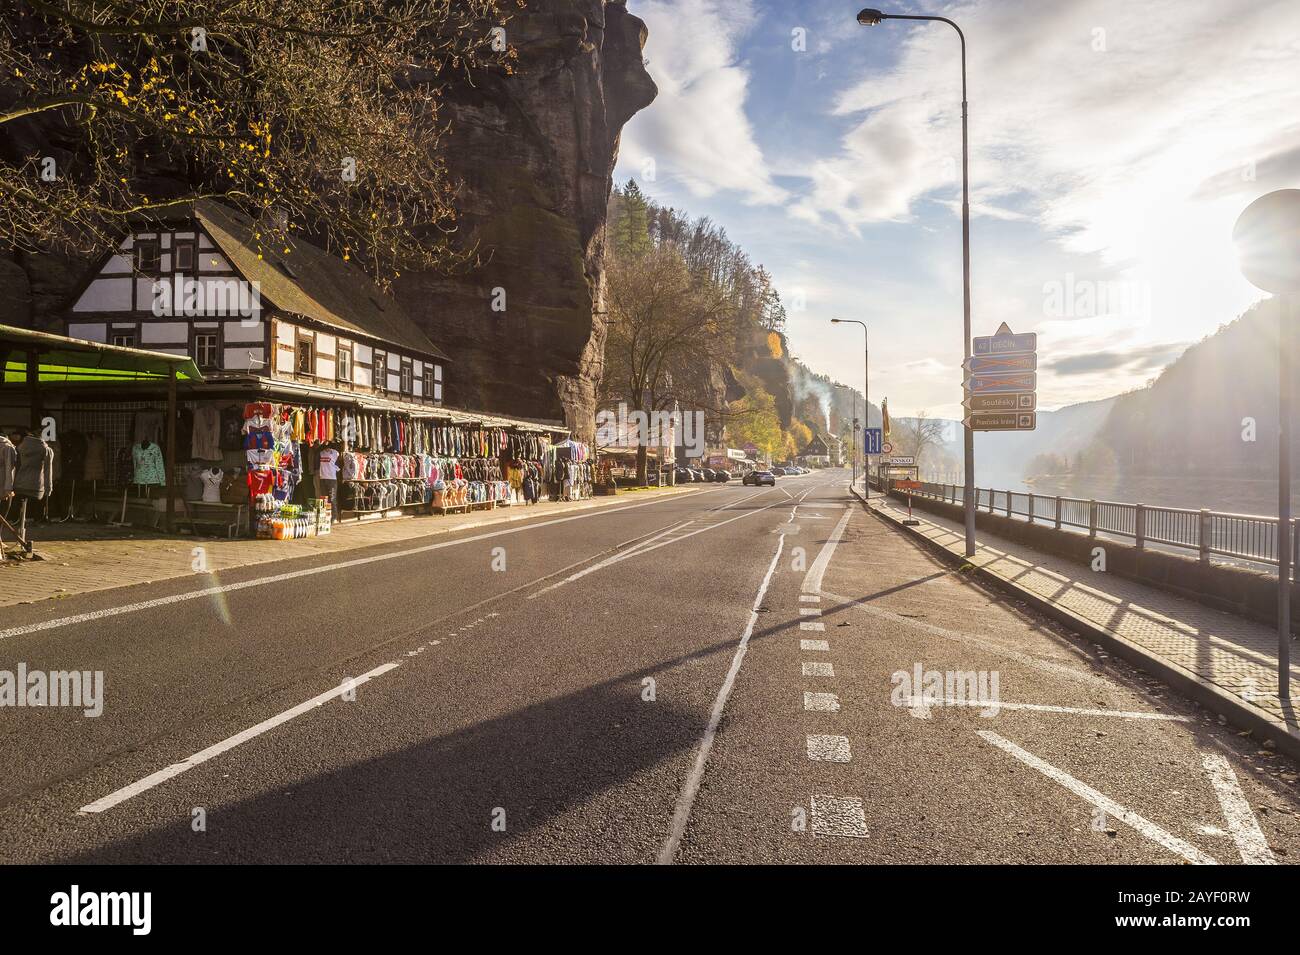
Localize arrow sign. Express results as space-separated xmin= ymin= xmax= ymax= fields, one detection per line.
xmin=966 ymin=353 xmax=1036 ymax=373
xmin=863 ymin=427 xmax=882 ymax=455
xmin=965 ymin=372 xmax=1037 ymax=394
xmin=963 ymin=412 xmax=1037 ymax=431
xmin=972 ymin=322 xmax=1036 ymax=356
xmin=963 ymin=392 xmax=1036 ymax=412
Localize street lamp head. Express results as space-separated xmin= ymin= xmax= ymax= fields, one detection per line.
xmin=857 ymin=8 xmax=886 ymax=25
xmin=830 ymin=318 xmax=842 ymax=324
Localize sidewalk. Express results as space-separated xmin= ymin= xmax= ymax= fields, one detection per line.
xmin=857 ymin=489 xmax=1300 ymax=757
xmin=0 ymin=486 xmax=701 ymax=609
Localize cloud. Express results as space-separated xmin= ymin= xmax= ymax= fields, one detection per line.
xmin=1049 ymin=342 xmax=1188 ymax=376
xmin=620 ymin=0 xmax=787 ymax=205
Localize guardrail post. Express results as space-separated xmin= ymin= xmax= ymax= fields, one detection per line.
xmin=1135 ymin=503 xmax=1146 ymax=550
xmin=1027 ymin=493 xmax=1035 ymax=525
xmin=1054 ymin=496 xmax=1062 ymax=530
xmin=1088 ymin=500 xmax=1098 ymax=538
xmin=1198 ymin=509 xmax=1211 ymax=563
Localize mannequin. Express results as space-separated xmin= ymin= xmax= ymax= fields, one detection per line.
xmin=200 ymin=467 xmax=224 ymax=504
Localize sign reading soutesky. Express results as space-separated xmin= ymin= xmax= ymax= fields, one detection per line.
xmin=964 ymin=323 xmax=1037 ymax=431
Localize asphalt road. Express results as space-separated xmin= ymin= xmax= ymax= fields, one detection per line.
xmin=2 ymin=468 xmax=1298 ymax=864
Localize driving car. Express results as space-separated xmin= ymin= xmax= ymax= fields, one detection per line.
xmin=743 ymin=470 xmax=776 ymax=486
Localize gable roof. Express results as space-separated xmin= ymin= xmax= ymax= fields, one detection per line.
xmin=190 ymin=201 xmax=447 ymax=361
xmin=800 ymin=434 xmax=830 ymax=456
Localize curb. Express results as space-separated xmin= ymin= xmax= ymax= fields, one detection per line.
xmin=850 ymin=487 xmax=1300 ymax=762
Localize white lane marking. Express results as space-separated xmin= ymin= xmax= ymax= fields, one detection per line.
xmin=902 ymin=697 xmax=1189 ymax=721
xmin=2 ymin=491 xmax=703 ymax=641
xmin=657 ymin=533 xmax=787 ymax=865
xmin=800 ymin=622 xmax=825 ymax=631
xmin=799 ymin=595 xmax=820 ymax=603
xmin=798 ymin=608 xmax=821 ymax=617
xmin=81 ymin=662 xmax=400 ymax=814
xmin=802 ymin=505 xmax=853 ymax=595
xmin=1200 ymin=752 xmax=1277 ymax=865
xmin=532 ymin=493 xmax=787 ymax=598
xmin=976 ymin=730 xmax=1219 ymax=865
xmin=802 ymin=661 xmax=835 ymax=677
xmin=800 ymin=639 xmax=829 ymax=651
xmin=811 ymin=794 xmax=869 ymax=838
xmin=806 ymin=735 xmax=852 ymax=763
xmin=804 ymin=691 xmax=840 ymax=712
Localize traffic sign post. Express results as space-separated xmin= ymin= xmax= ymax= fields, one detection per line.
xmin=965 ymin=322 xmax=1038 ymax=432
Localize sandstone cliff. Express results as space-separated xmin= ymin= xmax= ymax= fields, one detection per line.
xmin=395 ymin=0 xmax=656 ymax=438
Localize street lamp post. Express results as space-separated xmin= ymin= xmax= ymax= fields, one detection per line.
xmin=832 ymin=318 xmax=870 ymax=500
xmin=858 ymin=8 xmax=974 ymax=555
xmin=1234 ymin=189 xmax=1300 ymax=700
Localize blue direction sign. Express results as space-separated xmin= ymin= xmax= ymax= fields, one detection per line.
xmin=966 ymin=372 xmax=1037 ymax=394
xmin=863 ymin=427 xmax=882 ymax=455
xmin=972 ymin=322 xmax=1036 ymax=356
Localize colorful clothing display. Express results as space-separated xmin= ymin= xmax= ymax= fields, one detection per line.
xmin=130 ymin=441 xmax=166 ymax=486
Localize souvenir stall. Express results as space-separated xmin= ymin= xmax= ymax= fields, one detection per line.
xmin=242 ymin=401 xmax=336 ymax=540
xmin=544 ymin=439 xmax=593 ymax=502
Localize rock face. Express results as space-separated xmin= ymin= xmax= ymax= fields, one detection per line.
xmin=2 ymin=0 xmax=655 ymax=440
xmin=395 ymin=0 xmax=656 ymax=439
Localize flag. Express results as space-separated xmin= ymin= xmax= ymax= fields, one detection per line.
xmin=882 ymin=397 xmax=890 ymax=441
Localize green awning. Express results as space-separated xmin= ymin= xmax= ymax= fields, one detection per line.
xmin=0 ymin=323 xmax=203 ymax=383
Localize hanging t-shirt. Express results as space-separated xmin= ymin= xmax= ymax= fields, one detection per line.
xmin=319 ymin=448 xmax=339 ymax=481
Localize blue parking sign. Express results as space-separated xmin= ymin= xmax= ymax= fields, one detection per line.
xmin=864 ymin=428 xmax=882 ymax=455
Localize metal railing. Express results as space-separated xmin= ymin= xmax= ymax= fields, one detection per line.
xmin=877 ymin=478 xmax=1299 ymax=574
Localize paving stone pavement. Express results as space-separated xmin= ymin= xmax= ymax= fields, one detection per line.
xmin=870 ymin=495 xmax=1300 ymax=730
xmin=0 ymin=486 xmax=700 ymax=609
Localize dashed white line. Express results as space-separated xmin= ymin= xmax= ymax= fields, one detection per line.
xmin=806 ymin=735 xmax=852 ymax=762
xmin=800 ymin=622 xmax=826 ymax=631
xmin=802 ymin=662 xmax=835 ymax=677
xmin=977 ymin=730 xmax=1218 ymax=865
xmin=1200 ymin=752 xmax=1277 ymax=865
xmin=811 ymin=794 xmax=868 ymax=838
xmin=800 ymin=639 xmax=829 ymax=651
xmin=804 ymin=691 xmax=840 ymax=712
xmin=80 ymin=662 xmax=400 ymax=814
xmin=799 ymin=595 xmax=821 ymax=604
xmin=798 ymin=608 xmax=821 ymax=617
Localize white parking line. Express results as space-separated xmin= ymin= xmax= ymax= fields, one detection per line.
xmin=658 ymin=533 xmax=788 ymax=865
xmin=802 ymin=507 xmax=853 ymax=595
xmin=902 ymin=697 xmax=1188 ymax=721
xmin=804 ymin=691 xmax=840 ymax=712
xmin=977 ymin=731 xmax=1218 ymax=865
xmin=80 ymin=662 xmax=400 ymax=814
xmin=1200 ymin=752 xmax=1277 ymax=864
xmin=802 ymin=662 xmax=835 ymax=677
xmin=800 ymin=639 xmax=829 ymax=651
xmin=811 ymin=794 xmax=869 ymax=838
xmin=806 ymin=735 xmax=852 ymax=762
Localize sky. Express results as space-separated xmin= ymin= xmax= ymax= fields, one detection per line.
xmin=613 ymin=0 xmax=1300 ymax=419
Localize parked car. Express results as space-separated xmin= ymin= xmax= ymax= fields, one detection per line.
xmin=691 ymin=469 xmax=705 ymax=482
xmin=674 ymin=468 xmax=693 ymax=484
xmin=771 ymin=467 xmax=786 ymax=476
xmin=714 ymin=469 xmax=731 ymax=482
xmin=744 ymin=470 xmax=776 ymax=487
xmin=701 ymin=467 xmax=716 ymax=481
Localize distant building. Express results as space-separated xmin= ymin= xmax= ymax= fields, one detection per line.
xmin=799 ymin=433 xmax=831 ymax=467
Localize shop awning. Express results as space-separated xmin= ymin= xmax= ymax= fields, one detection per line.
xmin=0 ymin=323 xmax=203 ymax=383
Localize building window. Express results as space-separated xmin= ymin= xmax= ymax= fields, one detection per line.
xmin=296 ymin=335 xmax=314 ymax=376
xmin=135 ymin=239 xmax=161 ymax=275
xmin=374 ymin=353 xmax=386 ymax=390
xmin=400 ymin=360 xmax=413 ymax=396
xmin=337 ymin=345 xmax=352 ymax=383
xmin=173 ymin=239 xmax=196 ymax=272
xmin=110 ymin=330 xmax=137 ymax=348
xmin=193 ymin=331 xmax=220 ymax=370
